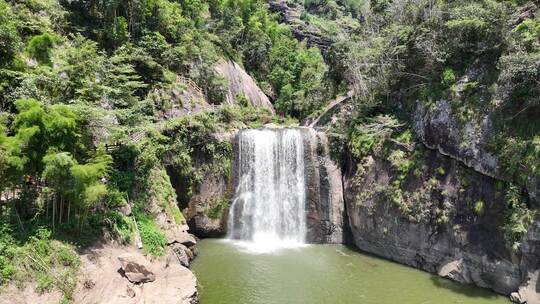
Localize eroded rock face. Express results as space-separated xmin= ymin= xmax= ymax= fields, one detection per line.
xmin=302 ymin=128 xmax=345 ymax=244
xmin=182 ymin=169 xmax=230 ymax=238
xmin=343 ymin=145 xmax=540 ymax=299
xmin=170 ymin=132 xmax=236 ymax=238
xmin=414 ymin=99 xmax=539 ymax=204
xmin=267 ymin=0 xmax=335 ymax=50
xmin=414 ymin=100 xmax=499 ymax=178
xmin=215 ymin=60 xmax=275 ymax=114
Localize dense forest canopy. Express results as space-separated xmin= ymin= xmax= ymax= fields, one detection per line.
xmin=0 ymin=0 xmax=538 ymax=302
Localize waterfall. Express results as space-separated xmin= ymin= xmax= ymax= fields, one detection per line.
xmin=227 ymin=128 xmax=307 ymax=252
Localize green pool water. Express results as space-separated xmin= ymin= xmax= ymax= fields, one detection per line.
xmin=191 ymin=239 xmax=510 ymax=304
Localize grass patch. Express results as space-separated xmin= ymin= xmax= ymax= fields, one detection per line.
xmin=136 ymin=214 xmax=167 ymax=257
xmin=0 ymin=226 xmax=80 ymax=301
xmin=206 ymin=197 xmax=231 ymax=219
xmin=149 ymin=168 xmax=185 ymax=225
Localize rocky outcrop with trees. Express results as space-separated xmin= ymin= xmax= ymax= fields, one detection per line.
xmin=0 ymin=0 xmax=326 ymax=302
xmin=0 ymin=0 xmax=538 ymax=303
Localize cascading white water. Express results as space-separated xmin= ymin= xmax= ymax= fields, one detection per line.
xmin=227 ymin=128 xmax=307 ymax=253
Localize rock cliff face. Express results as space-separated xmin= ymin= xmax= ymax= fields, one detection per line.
xmin=414 ymin=100 xmax=539 ymax=204
xmin=301 ymin=128 xmax=345 ymax=244
xmin=414 ymin=100 xmax=499 ymax=179
xmin=407 ymin=99 xmax=540 ymax=302
xmin=169 ymin=131 xmax=235 ymax=238
xmin=342 ymin=141 xmax=540 ymax=302
xmin=215 ymin=60 xmax=275 ymax=114
xmin=180 ymin=168 xmax=231 ymax=238
xmin=267 ymin=0 xmax=334 ymax=51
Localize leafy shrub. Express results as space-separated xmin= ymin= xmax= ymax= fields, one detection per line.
xmin=27 ymin=33 xmax=57 ymax=64
xmin=0 ymin=228 xmax=81 ymax=299
xmin=444 ymin=0 xmax=507 ymax=57
xmin=502 ymin=185 xmax=536 ymax=251
xmin=349 ymin=115 xmax=401 ymax=159
xmin=219 ymin=105 xmax=243 ymax=123
xmin=512 ymin=16 xmax=540 ymax=51
xmin=474 ymin=200 xmax=485 ymax=216
xmin=207 ymin=197 xmax=231 ymax=219
xmin=137 ymin=215 xmax=167 ymax=257
xmin=0 ymin=223 xmax=15 ymax=285
xmin=388 ymin=149 xmax=411 ymax=180
xmin=498 ymin=136 xmax=540 ymax=184
xmin=103 ymin=211 xmax=133 ymax=245
xmin=442 ymin=67 xmax=456 ymax=87
xmin=0 ymin=0 xmax=21 ymax=66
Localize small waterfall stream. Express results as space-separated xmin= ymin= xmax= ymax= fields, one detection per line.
xmin=227 ymin=128 xmax=307 ymax=252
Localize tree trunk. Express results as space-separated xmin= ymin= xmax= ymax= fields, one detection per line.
xmin=52 ymin=194 xmax=55 ymax=233
xmin=59 ymin=196 xmax=63 ymax=225
xmin=45 ymin=194 xmax=49 ymax=219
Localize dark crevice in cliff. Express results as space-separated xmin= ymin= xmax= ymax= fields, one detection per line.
xmin=166 ymin=166 xmax=191 ymax=210
xmin=338 ymin=147 xmax=356 ymax=247
xmin=340 ymin=174 xmax=354 ymax=246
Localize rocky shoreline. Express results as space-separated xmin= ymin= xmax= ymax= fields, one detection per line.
xmin=0 ymin=228 xmax=199 ymax=304
xmin=74 ymin=235 xmax=199 ymax=304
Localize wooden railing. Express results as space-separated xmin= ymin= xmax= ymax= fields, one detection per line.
xmin=177 ymin=75 xmax=204 ymax=96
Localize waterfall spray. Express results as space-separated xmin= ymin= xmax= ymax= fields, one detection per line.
xmin=227 ymin=129 xmax=307 ymax=252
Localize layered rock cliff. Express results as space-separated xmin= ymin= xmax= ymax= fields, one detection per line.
xmin=302 ymin=128 xmax=345 ymax=244
xmin=343 ymin=140 xmax=539 ymax=303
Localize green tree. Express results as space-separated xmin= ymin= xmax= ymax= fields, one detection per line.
xmin=51 ymin=34 xmax=105 ymax=103
xmin=0 ymin=112 xmax=24 ymax=199
xmin=42 ymin=151 xmax=77 ymax=227
xmin=70 ymin=149 xmax=112 ymax=229
xmin=27 ymin=33 xmax=57 ymax=65
xmin=12 ymin=99 xmax=81 ymax=175
xmin=0 ymin=0 xmax=21 ymax=66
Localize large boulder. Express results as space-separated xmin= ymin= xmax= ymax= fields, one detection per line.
xmin=168 ymin=243 xmax=192 ymax=267
xmin=163 ymin=223 xmax=196 ymax=246
xmin=215 ymin=60 xmax=275 ymax=114
xmin=75 ymin=244 xmax=198 ymax=304
xmin=118 ymin=253 xmax=156 ymax=284
xmin=511 ymin=269 xmax=540 ymax=304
